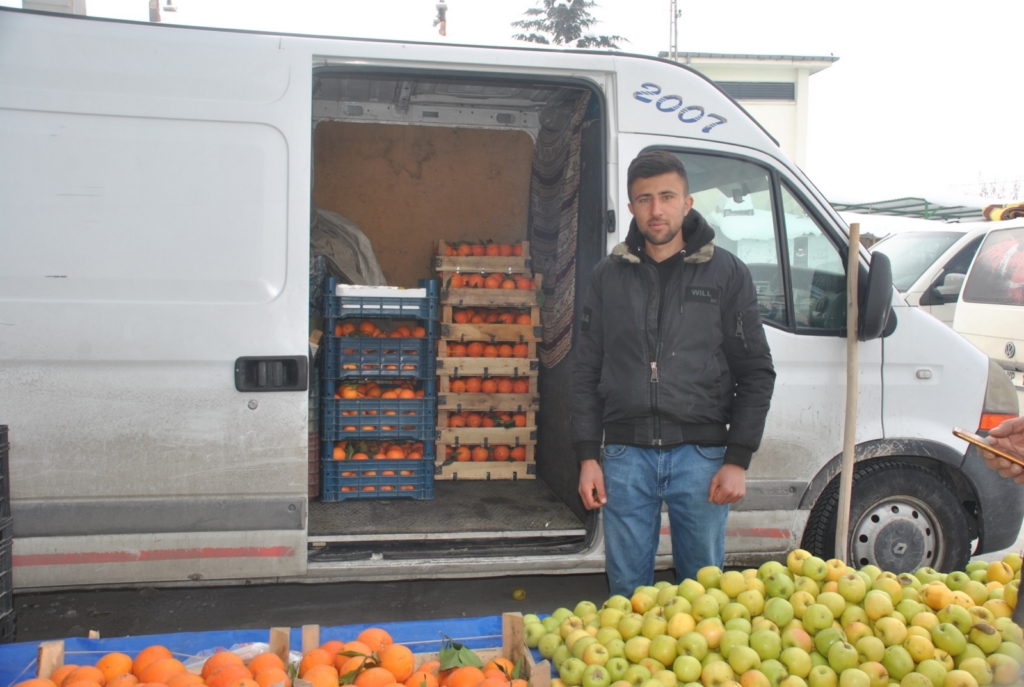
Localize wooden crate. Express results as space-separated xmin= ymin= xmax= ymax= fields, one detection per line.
xmin=442 ymin=304 xmax=541 ymax=327
xmin=436 ymin=356 xmax=539 ymax=377
xmin=441 ymin=322 xmax=541 ymax=344
xmin=437 ymin=425 xmax=537 ymax=447
xmin=438 ymin=392 xmax=540 ymax=412
xmin=439 ymin=376 xmax=538 ymax=395
xmin=434 ymin=240 xmax=533 ymax=275
xmin=435 ymin=455 xmax=536 ymax=480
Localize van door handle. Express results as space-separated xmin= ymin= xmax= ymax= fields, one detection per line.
xmin=234 ymin=356 xmax=308 ymax=392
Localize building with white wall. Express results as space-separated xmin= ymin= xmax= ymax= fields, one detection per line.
xmin=662 ymin=52 xmax=837 ymax=169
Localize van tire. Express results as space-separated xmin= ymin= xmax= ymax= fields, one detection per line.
xmin=801 ymin=460 xmax=971 ymax=573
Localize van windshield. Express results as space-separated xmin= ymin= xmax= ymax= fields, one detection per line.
xmin=963 ymin=227 xmax=1024 ymax=305
xmin=870 ymin=231 xmax=964 ymax=291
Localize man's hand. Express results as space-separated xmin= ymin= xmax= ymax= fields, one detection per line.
xmin=709 ymin=464 xmax=746 ymax=504
xmin=579 ymin=459 xmax=607 ymax=510
xmin=979 ymin=416 xmax=1024 ymax=484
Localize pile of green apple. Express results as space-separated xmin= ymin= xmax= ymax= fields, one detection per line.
xmin=521 ymin=551 xmax=1024 ymax=687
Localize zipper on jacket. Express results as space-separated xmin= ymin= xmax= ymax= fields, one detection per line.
xmin=736 ymin=312 xmax=748 ymax=351
xmin=643 ymin=263 xmax=663 ymax=445
xmin=650 ymin=362 xmax=659 ymax=383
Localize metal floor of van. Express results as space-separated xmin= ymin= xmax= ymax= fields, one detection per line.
xmin=307 ymin=480 xmax=585 ymax=543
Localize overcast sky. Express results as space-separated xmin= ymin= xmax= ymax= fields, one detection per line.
xmin=6 ymin=0 xmax=1024 ymax=233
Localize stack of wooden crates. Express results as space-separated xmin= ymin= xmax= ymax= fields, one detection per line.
xmin=434 ymin=241 xmax=542 ymax=480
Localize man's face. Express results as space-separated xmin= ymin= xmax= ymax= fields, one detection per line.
xmin=627 ymin=172 xmax=693 ymax=246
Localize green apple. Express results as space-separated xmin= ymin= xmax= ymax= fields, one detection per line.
xmin=566 ymin=629 xmax=593 ymax=652
xmin=723 ymin=602 xmax=752 ymax=623
xmin=608 ymin=681 xmax=630 ymax=687
xmin=942 ymin=669 xmax=980 ymax=687
xmin=843 ymin=622 xmax=872 ymax=646
xmin=970 ymin=570 xmax=990 ymax=584
xmin=990 ymin=640 xmax=1021 ymax=663
xmin=692 ymin=594 xmax=721 ymax=622
xmin=827 ymin=641 xmax=860 ymax=673
xmin=604 ymin=638 xmax=626 ymax=659
xmin=649 ymin=634 xmax=678 ymax=667
xmin=962 ymin=581 xmax=989 ymax=607
xmin=663 ymin=596 xmax=691 ymax=620
xmin=857 ymin=661 xmax=889 ymax=687
xmin=638 ymin=585 xmax=661 ymax=599
xmin=573 ymin=636 xmax=598 ymax=660
xmin=968 ymin=623 xmax=1002 ymax=655
xmin=596 ymin=626 xmax=623 ymax=646
xmin=562 ymin=616 xmax=586 ymax=638
xmin=740 ymin=669 xmax=772 ymax=687
xmin=837 ymin=668 xmax=870 ymax=687
xmin=720 ymin=571 xmax=748 ymax=598
xmin=672 ymin=655 xmax=702 ymax=684
xmin=726 ymin=619 xmax=753 ymax=636
xmin=624 ymin=636 xmax=652 ymax=663
xmin=984 ymin=652 xmax=1019 ymax=685
xmin=621 ymin=665 xmax=651 ymax=687
xmin=631 ymin=592 xmax=656 ymax=615
xmin=666 ymin=612 xmax=696 ymax=639
xmin=560 ymin=657 xmax=588 ymax=685
xmin=676 ymin=632 xmax=709 ymax=660
xmin=802 ymin=557 xmax=829 ymax=582
xmin=677 ymin=579 xmax=706 ymax=603
xmin=780 ymin=647 xmax=812 ymax=678
xmin=553 ymin=607 xmax=575 ymax=622
xmin=651 ymin=670 xmax=676 ymax=687
xmin=897 ymin=673 xmax=932 ymax=687
xmin=707 ymin=588 xmax=731 ymax=609
xmin=802 ymin=605 xmax=834 ymax=635
xmin=914 ymin=568 xmax=942 ymax=586
xmin=619 ymin=614 xmax=644 ymax=640
xmin=540 ymin=632 xmax=565 ymax=659
xmin=812 ymin=627 xmax=846 ymax=657
xmin=944 ymin=572 xmax=970 ymax=592
xmin=766 ymin=573 xmax=797 ymax=599
xmin=794 ymin=576 xmax=821 ymax=598
xmin=791 ymin=591 xmax=816 ymax=620
xmin=553 ymin=645 xmax=572 ymax=669
xmin=856 ymin=636 xmax=885 ymax=664
xmin=526 ymin=622 xmax=547 ymax=647
xmin=699 ymin=659 xmax=735 ymax=687
xmin=915 ymin=659 xmax=947 ymax=687
xmin=720 ymin=629 xmax=750 ymax=659
xmin=605 ymin=657 xmax=630 ymax=682
xmin=544 ymin=616 xmax=563 ymax=633
xmin=655 ymin=585 xmax=679 ymax=607
xmin=807 ymin=665 xmax=838 ymax=687
xmin=739 ymin=589 xmax=767 ymax=617
xmin=760 ymin=659 xmax=789 ymax=687
xmin=582 ymin=664 xmax=612 ymax=687
xmin=863 ymin=591 xmax=894 ymax=622
xmin=697 ymin=566 xmax=723 ymax=590
xmin=576 ymin=600 xmax=599 ymax=617
xmin=881 ymin=645 xmax=915 ymax=681
xmin=604 ymin=595 xmax=633 ymax=613
xmin=874 ymin=617 xmax=908 ymax=647
xmin=895 ymin=600 xmax=922 ymax=623
xmin=930 ymin=623 xmax=967 ymax=656
xmin=700 ymin=651 xmax=723 ymax=668
xmin=992 ymin=617 xmax=1023 ymax=645
xmin=600 ymin=608 xmax=626 ymax=629
xmin=897 ymin=572 xmax=922 ymax=590
xmin=582 ymin=642 xmax=611 ymax=666
xmin=752 ymin=618 xmax=781 ymax=635
xmin=638 ymin=658 xmax=665 ymax=675
xmin=956 ymin=657 xmax=992 ymax=686
xmin=841 ymin=606 xmax=869 ymax=628
xmin=954 ymin=644 xmax=986 ymax=669
xmin=815 ymin=592 xmax=846 ymax=620
xmin=765 ymin=598 xmax=796 ymax=628
xmin=859 ymin=565 xmax=881 ymax=584
xmin=752 ymin=629 xmax=783 ymax=661
xmin=730 ymin=646 xmax=763 ymax=674
xmin=788 ymin=550 xmax=813 ymax=575
xmin=782 ymin=627 xmax=814 ymax=653
xmin=641 ymin=615 xmax=668 ymax=640
xmin=760 ymin=560 xmax=787 ymax=582
xmin=938 ymin=605 xmax=973 ymax=635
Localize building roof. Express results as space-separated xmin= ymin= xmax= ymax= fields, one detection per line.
xmin=658 ymin=51 xmax=839 ymax=74
xmin=831 ymin=197 xmax=986 ymax=222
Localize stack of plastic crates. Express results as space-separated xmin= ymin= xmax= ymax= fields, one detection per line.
xmin=308 ymin=355 xmax=322 ymax=499
xmin=321 ymin=279 xmax=438 ymax=501
xmin=0 ymin=426 xmax=12 ymax=642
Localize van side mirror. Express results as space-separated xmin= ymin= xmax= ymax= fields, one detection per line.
xmin=858 ymin=250 xmax=892 ymax=341
xmin=919 ymin=272 xmax=965 ymax=306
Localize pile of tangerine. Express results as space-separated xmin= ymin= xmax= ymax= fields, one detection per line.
xmin=333 ymin=321 xmax=429 ymax=339
xmin=18 ymin=628 xmax=525 ymax=687
xmin=440 ymin=241 xmax=524 ymax=258
xmin=448 ymin=377 xmax=530 ymax=394
xmin=332 ymin=440 xmax=425 ymax=460
xmin=334 ymin=381 xmax=426 ymax=400
xmin=447 ymin=411 xmax=527 ymax=428
xmin=447 ymin=342 xmax=530 ymax=359
xmin=447 ymin=274 xmax=534 ymax=290
xmin=451 ymin=309 xmax=532 ymax=325
xmin=445 ymin=445 xmax=528 ymax=462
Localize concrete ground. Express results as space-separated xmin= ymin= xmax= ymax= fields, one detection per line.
xmin=10 ymin=526 xmax=1024 ymax=644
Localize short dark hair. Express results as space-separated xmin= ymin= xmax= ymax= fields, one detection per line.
xmin=627 ymin=151 xmax=688 ymax=200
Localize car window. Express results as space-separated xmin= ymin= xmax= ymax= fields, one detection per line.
xmin=962 ymin=227 xmax=1024 ymax=305
xmin=671 ymin=152 xmax=787 ymax=327
xmin=870 ymin=231 xmax=964 ymax=291
xmin=942 ymin=236 xmax=983 ymax=277
xmin=780 ymin=185 xmax=847 ymax=331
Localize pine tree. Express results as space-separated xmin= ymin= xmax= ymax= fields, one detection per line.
xmin=512 ymin=0 xmax=626 ymax=49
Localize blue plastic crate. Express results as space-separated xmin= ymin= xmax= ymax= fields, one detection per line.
xmin=322 ymin=397 xmax=436 ymax=441
xmin=321 ymin=448 xmax=434 ymax=502
xmin=325 ymin=278 xmax=439 ymax=321
xmin=323 ymin=336 xmax=436 ymax=381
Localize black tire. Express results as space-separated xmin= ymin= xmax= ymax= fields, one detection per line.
xmin=801 ymin=460 xmax=972 ymax=573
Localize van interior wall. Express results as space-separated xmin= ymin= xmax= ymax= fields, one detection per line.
xmin=312 ymin=121 xmax=535 ymax=287
xmin=536 ymin=114 xmax=605 ymax=523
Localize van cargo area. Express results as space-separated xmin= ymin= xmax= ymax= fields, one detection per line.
xmin=306 ymin=72 xmax=605 ymax=561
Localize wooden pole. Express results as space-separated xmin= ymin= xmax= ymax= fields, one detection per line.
xmin=835 ymin=222 xmax=861 ymax=563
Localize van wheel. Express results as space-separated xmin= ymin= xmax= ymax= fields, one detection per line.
xmin=801 ymin=460 xmax=971 ymax=573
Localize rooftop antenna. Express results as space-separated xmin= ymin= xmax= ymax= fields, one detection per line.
xmin=433 ymin=1 xmax=448 ymax=36
xmin=668 ymin=0 xmax=680 ymax=61
xmin=163 ymin=0 xmax=176 ymax=12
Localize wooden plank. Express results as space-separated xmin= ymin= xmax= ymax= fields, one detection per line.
xmin=441 ymin=410 xmax=536 ymax=428
xmin=503 ymin=613 xmax=526 ymax=669
xmin=437 ymin=426 xmax=537 ymax=446
xmin=36 ymin=641 xmax=64 ymax=679
xmin=441 ymin=323 xmax=541 ymax=343
xmin=435 ymin=357 xmax=539 ymax=376
xmin=440 ymin=376 xmax=538 ymax=395
xmin=441 ymin=275 xmax=543 ymax=308
xmin=438 ymin=341 xmax=537 ymax=359
xmin=434 ymin=460 xmax=536 ymax=481
xmin=441 ymin=305 xmax=540 ymax=326
xmin=302 ymin=625 xmax=321 ymax=654
xmin=437 ymin=392 xmax=539 ymax=411
xmin=269 ymin=627 xmax=290 ymax=664
xmin=435 ymin=256 xmax=532 ymax=274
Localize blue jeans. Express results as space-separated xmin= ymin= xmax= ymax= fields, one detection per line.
xmin=602 ymin=443 xmax=729 ymax=597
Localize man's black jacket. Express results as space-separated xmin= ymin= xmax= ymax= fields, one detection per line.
xmin=571 ymin=209 xmax=776 ymax=469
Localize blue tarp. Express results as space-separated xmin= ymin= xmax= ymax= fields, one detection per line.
xmin=0 ymin=616 xmax=509 ymax=687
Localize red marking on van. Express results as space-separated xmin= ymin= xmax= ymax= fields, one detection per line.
xmin=14 ymin=546 xmax=295 ymax=567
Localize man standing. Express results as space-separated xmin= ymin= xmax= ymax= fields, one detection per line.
xmin=573 ymin=150 xmax=776 ymax=596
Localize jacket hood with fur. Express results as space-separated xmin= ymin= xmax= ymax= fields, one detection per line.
xmin=610 ymin=208 xmax=716 ymax=265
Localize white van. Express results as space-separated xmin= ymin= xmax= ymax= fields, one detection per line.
xmin=953 ymin=223 xmax=1024 ymax=411
xmin=0 ymin=9 xmax=1020 ymax=590
xmin=870 ymin=224 xmax=989 ymax=326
